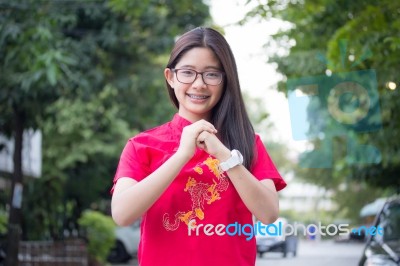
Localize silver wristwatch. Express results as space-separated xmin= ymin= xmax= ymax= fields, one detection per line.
xmin=219 ymin=149 xmax=244 ymax=172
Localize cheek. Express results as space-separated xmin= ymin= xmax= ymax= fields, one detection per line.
xmin=173 ymin=85 xmax=187 ymax=98
xmin=214 ymin=86 xmax=224 ymax=101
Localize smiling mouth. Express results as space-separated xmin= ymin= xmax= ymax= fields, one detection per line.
xmin=187 ymin=94 xmax=210 ymax=100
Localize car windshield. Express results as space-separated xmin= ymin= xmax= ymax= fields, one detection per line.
xmin=379 ymin=201 xmax=400 ymax=242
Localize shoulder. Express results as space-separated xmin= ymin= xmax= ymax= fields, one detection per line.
xmin=133 ymin=121 xmax=170 ymax=138
xmin=128 ymin=120 xmax=176 ymax=146
xmin=252 ymin=133 xmax=271 ymax=159
xmin=253 ymin=133 xmax=265 ymax=148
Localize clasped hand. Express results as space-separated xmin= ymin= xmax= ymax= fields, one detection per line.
xmin=177 ymin=119 xmax=230 ymax=161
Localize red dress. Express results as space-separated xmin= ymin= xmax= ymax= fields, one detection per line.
xmin=112 ymin=114 xmax=286 ymax=266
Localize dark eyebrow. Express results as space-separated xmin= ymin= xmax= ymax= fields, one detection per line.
xmin=178 ymin=65 xmax=222 ymax=71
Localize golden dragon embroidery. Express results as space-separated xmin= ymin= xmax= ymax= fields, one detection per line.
xmin=163 ymin=157 xmax=229 ymax=231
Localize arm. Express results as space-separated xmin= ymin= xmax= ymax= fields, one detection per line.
xmin=224 ymin=163 xmax=279 ymax=224
xmin=111 ymin=152 xmax=189 ymax=226
xmin=198 ymin=132 xmax=279 ymax=225
xmin=111 ymin=120 xmax=218 ymax=226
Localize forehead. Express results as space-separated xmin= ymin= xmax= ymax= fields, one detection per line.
xmin=176 ymin=47 xmax=221 ymax=69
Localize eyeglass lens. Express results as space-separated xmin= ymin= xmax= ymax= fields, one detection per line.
xmin=174 ymin=69 xmax=223 ymax=85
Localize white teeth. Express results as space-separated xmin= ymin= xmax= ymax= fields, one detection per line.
xmin=188 ymin=94 xmax=208 ymax=99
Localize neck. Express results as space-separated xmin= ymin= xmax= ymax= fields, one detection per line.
xmin=178 ymin=111 xmax=211 ymax=123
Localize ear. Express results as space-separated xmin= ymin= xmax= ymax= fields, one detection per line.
xmin=164 ymin=68 xmax=175 ymax=88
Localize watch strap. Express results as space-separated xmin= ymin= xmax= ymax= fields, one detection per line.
xmin=220 ymin=150 xmax=243 ymax=172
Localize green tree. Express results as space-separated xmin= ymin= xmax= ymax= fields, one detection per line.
xmin=1 ymin=1 xmax=83 ymax=263
xmin=244 ymin=0 xmax=399 ymax=220
xmin=1 ymin=0 xmax=211 ymax=264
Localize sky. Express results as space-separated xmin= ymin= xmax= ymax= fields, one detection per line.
xmin=208 ymin=0 xmax=307 ymax=156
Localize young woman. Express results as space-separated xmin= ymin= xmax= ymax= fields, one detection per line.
xmin=111 ymin=27 xmax=286 ymax=266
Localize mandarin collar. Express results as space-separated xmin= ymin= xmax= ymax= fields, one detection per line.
xmin=171 ymin=113 xmax=192 ymax=131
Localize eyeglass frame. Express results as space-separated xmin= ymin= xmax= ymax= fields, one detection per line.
xmin=171 ymin=68 xmax=225 ymax=86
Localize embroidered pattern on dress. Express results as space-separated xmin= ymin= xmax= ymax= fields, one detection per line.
xmin=163 ymin=156 xmax=229 ymax=231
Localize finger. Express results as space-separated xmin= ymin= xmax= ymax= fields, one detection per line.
xmin=197 ymin=132 xmax=214 ymax=149
xmin=196 ymin=134 xmax=208 ymax=150
xmin=197 ymin=131 xmax=209 ymax=143
xmin=197 ymin=120 xmax=218 ymax=133
xmin=198 ymin=124 xmax=217 ymax=134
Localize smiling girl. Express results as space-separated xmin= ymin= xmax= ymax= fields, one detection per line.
xmin=111 ymin=27 xmax=286 ymax=266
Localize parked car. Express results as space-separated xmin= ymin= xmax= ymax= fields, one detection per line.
xmin=256 ymin=217 xmax=298 ymax=258
xmin=358 ymin=196 xmax=400 ymax=266
xmin=107 ymin=220 xmax=141 ymax=263
xmin=334 ymin=224 xmax=370 ymax=243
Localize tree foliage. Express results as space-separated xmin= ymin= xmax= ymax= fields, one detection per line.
xmin=244 ymin=0 xmax=400 ymax=220
xmin=1 ymin=0 xmax=211 ymax=241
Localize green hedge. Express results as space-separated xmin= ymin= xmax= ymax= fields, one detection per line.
xmin=78 ymin=210 xmax=116 ymax=264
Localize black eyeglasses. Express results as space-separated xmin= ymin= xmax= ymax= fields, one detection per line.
xmin=171 ymin=68 xmax=224 ymax=86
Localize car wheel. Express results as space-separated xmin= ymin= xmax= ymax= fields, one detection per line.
xmin=107 ymin=240 xmax=131 ymax=263
xmin=258 ymin=251 xmax=264 ymax=258
xmin=282 ymin=245 xmax=287 ymax=258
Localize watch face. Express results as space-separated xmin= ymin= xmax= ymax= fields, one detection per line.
xmin=232 ymin=150 xmax=244 ymax=165
xmin=220 ymin=150 xmax=243 ymax=171
xmin=239 ymin=152 xmax=244 ymax=164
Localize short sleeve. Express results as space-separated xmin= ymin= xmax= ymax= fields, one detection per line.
xmin=251 ymin=134 xmax=287 ymax=191
xmin=110 ymin=138 xmax=150 ymax=193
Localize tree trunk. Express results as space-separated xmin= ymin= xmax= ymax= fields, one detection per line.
xmin=5 ymin=107 xmax=25 ymax=266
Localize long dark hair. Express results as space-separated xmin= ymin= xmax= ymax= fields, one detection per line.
xmin=165 ymin=27 xmax=255 ymax=169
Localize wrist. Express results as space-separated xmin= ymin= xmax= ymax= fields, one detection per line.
xmin=219 ymin=149 xmax=244 ymax=172
xmin=174 ymin=149 xmax=192 ymax=164
xmin=215 ymin=147 xmax=231 ymax=162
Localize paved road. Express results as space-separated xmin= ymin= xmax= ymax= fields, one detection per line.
xmin=114 ymin=239 xmax=365 ymax=266
xmin=256 ymin=239 xmax=365 ymax=266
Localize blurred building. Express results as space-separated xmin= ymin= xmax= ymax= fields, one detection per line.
xmin=279 ymin=180 xmax=336 ymax=213
xmin=0 ymin=130 xmax=42 ymax=180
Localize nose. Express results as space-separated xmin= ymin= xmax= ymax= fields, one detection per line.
xmin=192 ymin=73 xmax=206 ymax=87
